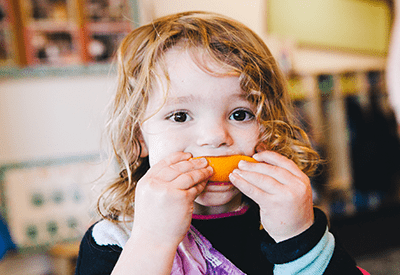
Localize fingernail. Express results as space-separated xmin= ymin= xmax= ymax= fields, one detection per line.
xmin=195 ymin=157 xmax=207 ymax=165
xmin=232 ymin=169 xmax=241 ymax=176
xmin=252 ymin=154 xmax=261 ymax=161
xmin=229 ymin=170 xmax=240 ymax=180
xmin=238 ymin=160 xmax=246 ymax=168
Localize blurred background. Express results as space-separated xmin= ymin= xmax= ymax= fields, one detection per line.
xmin=0 ymin=0 xmax=399 ymax=274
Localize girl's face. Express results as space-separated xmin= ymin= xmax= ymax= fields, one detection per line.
xmin=140 ymin=48 xmax=260 ymax=214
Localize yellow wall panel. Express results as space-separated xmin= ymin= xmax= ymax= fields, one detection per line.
xmin=268 ymin=0 xmax=391 ymax=55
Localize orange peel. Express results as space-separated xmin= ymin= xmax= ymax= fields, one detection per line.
xmin=193 ymin=155 xmax=258 ymax=182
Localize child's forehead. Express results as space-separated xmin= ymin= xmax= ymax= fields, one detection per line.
xmin=152 ymin=48 xmax=240 ymax=93
xmin=146 ymin=47 xmax=246 ymax=105
xmin=160 ymin=46 xmax=238 ymax=78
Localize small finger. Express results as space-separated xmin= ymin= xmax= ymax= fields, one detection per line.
xmin=238 ymin=161 xmax=298 ymax=186
xmin=187 ymin=180 xmax=208 ymax=199
xmin=158 ymin=157 xmax=210 ymax=182
xmin=149 ymin=152 xmax=192 ymax=176
xmin=174 ymin=166 xmax=213 ymax=190
xmin=231 ymin=169 xmax=282 ymax=194
xmin=253 ymin=151 xmax=306 ymax=179
xmin=171 ymin=157 xmax=209 ymax=173
xmin=229 ymin=171 xmax=272 ymax=204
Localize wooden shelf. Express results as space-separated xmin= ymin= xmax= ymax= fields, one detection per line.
xmin=0 ymin=0 xmax=136 ymax=69
xmin=0 ymin=0 xmax=17 ymax=66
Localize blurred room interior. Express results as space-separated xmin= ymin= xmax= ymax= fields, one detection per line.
xmin=0 ymin=0 xmax=399 ymax=274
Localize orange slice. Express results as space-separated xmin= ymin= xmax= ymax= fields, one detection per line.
xmin=193 ymin=155 xmax=258 ymax=182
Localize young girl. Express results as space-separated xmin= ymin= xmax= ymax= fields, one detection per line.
xmin=75 ymin=11 xmax=368 ymax=275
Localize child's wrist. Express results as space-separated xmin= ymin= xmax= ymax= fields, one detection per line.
xmin=270 ymin=218 xmax=314 ymax=243
xmin=261 ymin=208 xmax=328 ymax=264
xmin=130 ymin=226 xmax=182 ymax=251
xmin=115 ymin=229 xmax=178 ymax=274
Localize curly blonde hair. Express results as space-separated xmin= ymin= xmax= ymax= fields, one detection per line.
xmin=98 ymin=11 xmax=320 ymax=222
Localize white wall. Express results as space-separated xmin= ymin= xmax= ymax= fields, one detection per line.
xmin=0 ymin=75 xmax=116 ymax=164
xmin=139 ymin=0 xmax=267 ymax=36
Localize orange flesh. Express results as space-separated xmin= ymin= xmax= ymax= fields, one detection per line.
xmin=193 ymin=155 xmax=258 ymax=182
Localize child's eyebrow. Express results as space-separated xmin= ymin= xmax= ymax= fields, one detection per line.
xmin=165 ymin=93 xmax=248 ymax=105
xmin=165 ymin=95 xmax=196 ymax=105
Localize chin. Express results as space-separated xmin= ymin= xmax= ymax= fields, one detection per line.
xmin=194 ymin=189 xmax=242 ymax=213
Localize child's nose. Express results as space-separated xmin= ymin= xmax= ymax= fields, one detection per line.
xmin=197 ymin=121 xmax=233 ymax=148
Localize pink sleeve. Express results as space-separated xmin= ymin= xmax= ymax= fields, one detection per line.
xmin=358 ymin=267 xmax=370 ymax=275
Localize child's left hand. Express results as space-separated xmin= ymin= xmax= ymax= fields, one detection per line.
xmin=229 ymin=150 xmax=314 ymax=243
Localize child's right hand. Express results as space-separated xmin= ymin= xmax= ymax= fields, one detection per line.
xmin=131 ymin=152 xmax=213 ymax=248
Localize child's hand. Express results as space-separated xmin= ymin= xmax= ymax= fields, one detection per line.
xmin=229 ymin=150 xmax=314 ymax=243
xmin=132 ymin=152 xmax=213 ymax=247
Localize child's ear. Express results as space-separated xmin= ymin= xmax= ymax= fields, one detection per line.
xmin=138 ymin=133 xmax=149 ymax=158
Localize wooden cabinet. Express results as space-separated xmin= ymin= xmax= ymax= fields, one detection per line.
xmin=82 ymin=0 xmax=132 ymax=63
xmin=0 ymin=0 xmax=18 ymax=66
xmin=3 ymin=0 xmax=135 ymax=67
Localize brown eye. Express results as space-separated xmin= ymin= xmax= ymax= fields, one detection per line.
xmin=168 ymin=111 xmax=191 ymax=123
xmin=230 ymin=109 xmax=254 ymax=121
